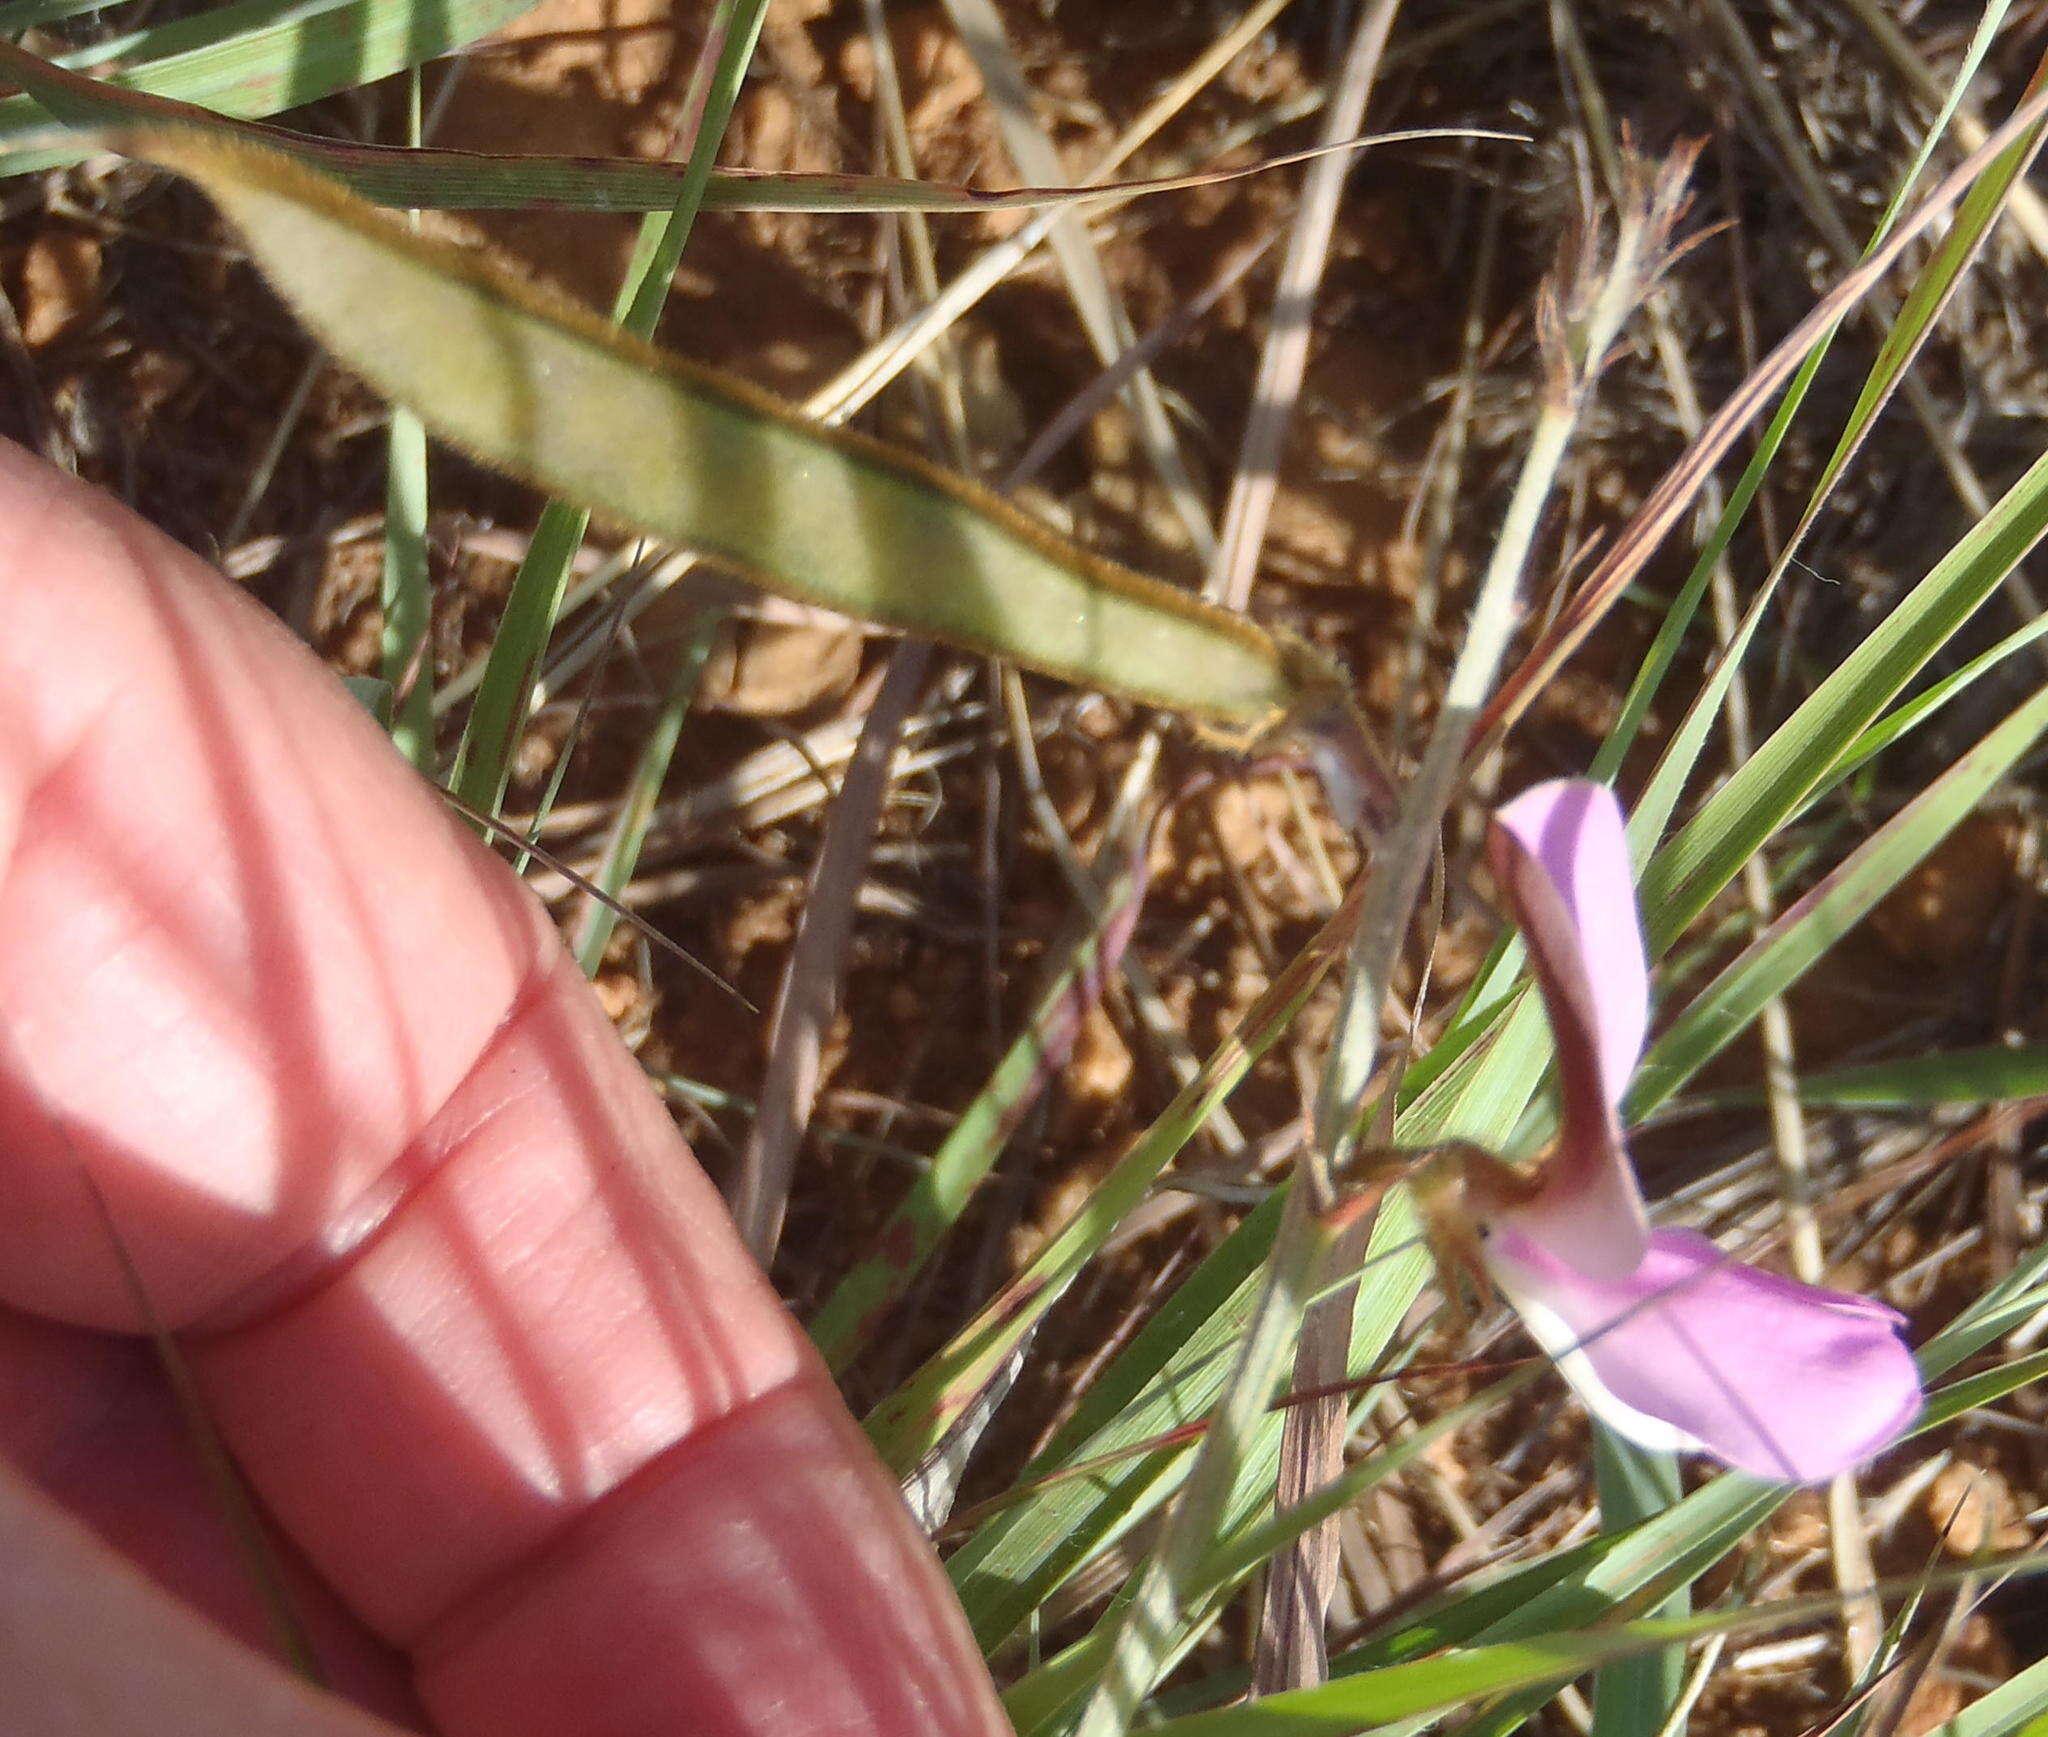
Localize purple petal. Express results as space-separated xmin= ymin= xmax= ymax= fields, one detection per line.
xmin=1487 ymin=780 xmax=1651 ymax=1277
xmin=1482 ymin=1226 xmax=1923 ymax=1484
xmin=1493 ymin=781 xmax=1648 ymax=1096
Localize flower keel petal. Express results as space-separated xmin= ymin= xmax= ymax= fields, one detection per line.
xmin=1482 ymin=1226 xmax=1922 ymax=1484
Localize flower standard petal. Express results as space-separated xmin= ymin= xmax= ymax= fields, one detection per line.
xmin=1481 ymin=1226 xmax=1923 ymax=1484
xmin=1486 ymin=780 xmax=1651 ymax=1277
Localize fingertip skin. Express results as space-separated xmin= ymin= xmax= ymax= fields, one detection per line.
xmin=0 ymin=1460 xmax=408 ymax=1737
xmin=413 ymin=1368 xmax=1011 ymax=1737
xmin=0 ymin=439 xmax=1012 ymax=1737
xmin=184 ymin=950 xmax=813 ymax=1643
xmin=0 ymin=439 xmax=553 ymax=1330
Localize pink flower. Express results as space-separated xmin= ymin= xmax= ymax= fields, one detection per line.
xmin=1464 ymin=780 xmax=1921 ymax=1484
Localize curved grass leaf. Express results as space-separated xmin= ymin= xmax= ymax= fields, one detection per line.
xmin=133 ymin=128 xmax=1326 ymax=730
xmin=1802 ymin=1045 xmax=2048 ymax=1108
xmin=0 ymin=42 xmax=1460 ymax=214
xmin=1825 ymin=609 xmax=2048 ymax=790
xmin=1589 ymin=1431 xmax=1685 ymax=1737
xmin=1929 ymin=1654 xmax=2048 ymax=1737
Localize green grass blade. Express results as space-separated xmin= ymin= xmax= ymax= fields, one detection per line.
xmin=1825 ymin=609 xmax=2048 ymax=788
xmin=450 ymin=0 xmax=766 ymax=814
xmin=1200 ymin=1359 xmax=1531 ymax=1601
xmin=1376 ymin=1360 xmax=2048 ymax=1737
xmin=0 ymin=0 xmax=540 ymax=175
xmin=1587 ymin=371 xmax=1810 ymax=793
xmin=1640 ymin=446 xmax=2048 ymax=955
xmin=1589 ymin=1432 xmax=1686 ymax=1737
xmin=570 ymin=601 xmax=724 ymax=970
xmin=1917 ymin=1347 xmax=2048 ymax=1425
xmin=865 ymin=885 xmax=1363 ymax=1476
xmin=449 ymin=499 xmax=586 ymax=812
xmin=1476 ymin=68 xmax=2048 ymax=759
xmin=1815 ymin=38 xmax=2046 ymax=510
xmin=1675 ymin=1043 xmax=2048 ymax=1110
xmin=57 ymin=0 xmax=369 ymax=74
xmin=1915 ymin=1240 xmax=2048 ymax=1376
xmin=1635 ymin=678 xmax=2048 ymax=1114
xmin=1144 ymin=1558 xmax=2048 ymax=1737
xmin=1927 ymin=1654 xmax=2048 ymax=1737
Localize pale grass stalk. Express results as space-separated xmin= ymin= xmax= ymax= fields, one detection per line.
xmin=820 ymin=0 xmax=1299 ymax=424
xmin=1316 ymin=154 xmax=1693 ymax=1176
xmin=1234 ymin=0 xmax=1414 ymax=1689
xmin=1553 ymin=0 xmax=1882 ymax=1680
xmin=514 ymin=682 xmax=979 ymax=890
xmin=1210 ymin=0 xmax=1403 ymax=611
xmin=1288 ymin=149 xmax=1686 ymax=1696
xmin=733 ymin=643 xmax=932 ymax=1258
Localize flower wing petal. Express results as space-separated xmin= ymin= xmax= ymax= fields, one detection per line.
xmin=1488 ymin=780 xmax=1650 ymax=1276
xmin=1483 ymin=1226 xmax=1922 ymax=1484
